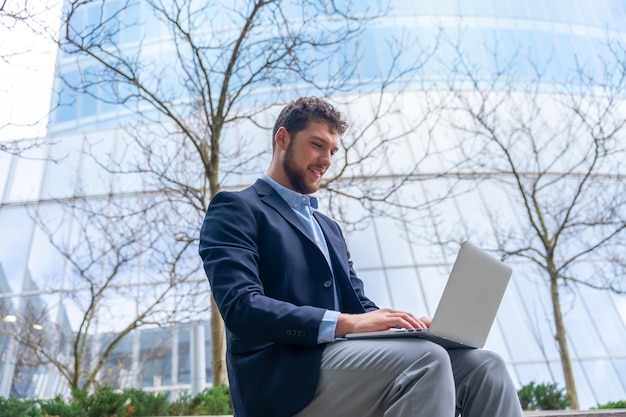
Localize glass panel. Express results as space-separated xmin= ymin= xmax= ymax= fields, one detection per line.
xmin=177 ymin=326 xmax=191 ymax=384
xmin=100 ymin=330 xmax=134 ymax=387
xmin=103 ymin=0 xmax=121 ymax=45
xmin=562 ymin=286 xmax=607 ymax=357
xmin=614 ymin=358 xmax=626 ymax=393
xmin=79 ymin=132 xmax=116 ymax=195
xmin=544 ymin=1 xmax=567 ymax=21
xmin=457 ymin=0 xmax=479 ymax=15
xmin=527 ymin=31 xmax=555 ymax=76
xmin=110 ymin=131 xmax=146 ymax=194
xmin=581 ymin=359 xmax=625 ymax=406
xmin=40 ymin=136 xmax=82 ymax=199
xmin=483 ymin=320 xmax=512 ymax=362
xmin=506 ymin=30 xmax=538 ymax=79
xmin=59 ymin=296 xmax=84 ymax=334
xmin=385 ymin=267 xmax=424 ymax=315
xmin=174 ymin=323 xmax=211 ymax=385
xmin=507 ymin=1 xmax=531 ymax=18
xmin=551 ymin=33 xmax=578 ymax=76
xmin=374 ymin=216 xmax=413 ymax=268
xmin=0 ymin=152 xmax=13 ymax=201
xmin=26 ymin=206 xmax=68 ymax=291
xmin=547 ymin=360 xmax=567 ymax=393
xmin=98 ymin=79 xmax=120 ymax=115
xmin=203 ymin=322 xmax=211 ymax=385
xmin=577 ymin=286 xmax=626 ymax=356
xmin=495 ymin=274 xmax=547 ymax=361
xmin=432 ymin=0 xmax=458 ymax=14
xmin=5 ymin=146 xmax=46 ymax=202
xmin=489 ymin=0 xmax=512 ymax=18
xmin=607 ymin=0 xmax=626 ymax=29
xmin=139 ymin=327 xmax=173 ymax=388
xmin=143 ymin=1 xmax=165 ymax=39
xmin=588 ymin=1 xmax=612 ymax=27
xmin=527 ymin=1 xmax=549 ymax=20
xmin=455 ymin=182 xmax=494 ymax=234
xmin=416 ymin=266 xmax=448 ymax=316
xmin=569 ymin=34 xmax=600 ymax=79
xmin=410 ymin=1 xmax=434 ymax=14
xmin=613 ymin=291 xmax=626 ymax=328
xmin=515 ymin=362 xmax=554 ymax=386
xmin=79 ymin=84 xmax=98 ymax=118
xmin=573 ymin=1 xmax=601 ymax=26
xmin=63 ymin=8 xmax=84 ymax=59
xmin=85 ymin=3 xmax=100 ymax=28
xmin=219 ymin=118 xmax=269 ymax=188
xmin=515 ymin=267 xmax=560 ymax=360
xmin=357 ymin=28 xmax=382 ymax=79
xmin=357 ymin=269 xmax=391 ymax=308
xmin=345 ymin=219 xmax=382 ymax=269
xmin=54 ymin=69 xmax=79 ymax=124
xmin=571 ymin=360 xmax=597 ymax=409
xmin=0 ymin=293 xmax=18 ymax=395
xmin=0 ymin=208 xmax=34 ymax=291
xmin=553 ymin=0 xmax=581 ymax=24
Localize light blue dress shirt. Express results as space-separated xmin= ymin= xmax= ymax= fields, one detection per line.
xmin=260 ymin=175 xmax=340 ymax=343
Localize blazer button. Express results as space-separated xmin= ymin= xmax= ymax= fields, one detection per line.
xmin=323 ymin=280 xmax=333 ymax=288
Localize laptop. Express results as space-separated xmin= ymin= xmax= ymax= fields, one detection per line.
xmin=345 ymin=240 xmax=512 ymax=349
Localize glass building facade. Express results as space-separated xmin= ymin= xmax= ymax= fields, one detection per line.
xmin=1 ymin=0 xmax=625 ymax=409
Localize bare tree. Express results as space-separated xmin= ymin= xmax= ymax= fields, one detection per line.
xmin=442 ymin=36 xmax=626 ymax=409
xmin=56 ymin=0 xmax=454 ymax=387
xmin=0 ymin=190 xmax=210 ymax=394
xmin=0 ymin=0 xmax=58 ymax=39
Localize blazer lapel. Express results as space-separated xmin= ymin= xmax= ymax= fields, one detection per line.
xmin=314 ymin=212 xmax=367 ymax=313
xmin=253 ymin=180 xmax=317 ymax=245
xmin=313 ymin=213 xmax=350 ymax=280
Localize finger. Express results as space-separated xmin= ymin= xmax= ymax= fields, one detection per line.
xmin=419 ymin=316 xmax=433 ymax=327
xmin=392 ymin=314 xmax=425 ymax=330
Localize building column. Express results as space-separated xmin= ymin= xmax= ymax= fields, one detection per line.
xmin=190 ymin=324 xmax=206 ymax=395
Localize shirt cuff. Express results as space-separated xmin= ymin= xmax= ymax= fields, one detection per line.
xmin=317 ymin=310 xmax=340 ymax=344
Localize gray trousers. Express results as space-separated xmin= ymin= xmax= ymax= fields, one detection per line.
xmin=294 ymin=339 xmax=524 ymax=417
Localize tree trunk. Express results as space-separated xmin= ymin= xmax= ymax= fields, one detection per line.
xmin=210 ymin=295 xmax=228 ymax=386
xmin=549 ymin=269 xmax=579 ymax=409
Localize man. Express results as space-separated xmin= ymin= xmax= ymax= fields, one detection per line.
xmin=199 ymin=96 xmax=524 ymax=417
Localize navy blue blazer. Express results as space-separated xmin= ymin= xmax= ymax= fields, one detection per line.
xmin=199 ymin=179 xmax=378 ymax=417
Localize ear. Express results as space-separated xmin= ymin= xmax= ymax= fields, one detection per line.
xmin=274 ymin=127 xmax=289 ymax=151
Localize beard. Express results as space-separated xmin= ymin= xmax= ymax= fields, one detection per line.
xmin=283 ymin=141 xmax=320 ymax=194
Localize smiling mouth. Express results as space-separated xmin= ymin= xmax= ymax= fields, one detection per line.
xmin=309 ymin=166 xmax=324 ymax=179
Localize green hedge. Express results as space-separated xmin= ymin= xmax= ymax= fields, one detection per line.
xmin=5 ymin=381 xmax=622 ymax=416
xmin=593 ymin=399 xmax=626 ymax=409
xmin=517 ymin=380 xmax=626 ymax=411
xmin=0 ymin=384 xmax=232 ymax=417
xmin=517 ymin=381 xmax=570 ymax=410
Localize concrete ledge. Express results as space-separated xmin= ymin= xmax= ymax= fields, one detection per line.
xmin=161 ymin=410 xmax=626 ymax=417
xmin=169 ymin=407 xmax=626 ymax=417
xmin=524 ymin=411 xmax=626 ymax=417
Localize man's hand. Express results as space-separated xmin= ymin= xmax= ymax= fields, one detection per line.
xmin=335 ymin=308 xmax=432 ymax=338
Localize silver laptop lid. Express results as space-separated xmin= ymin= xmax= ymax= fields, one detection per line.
xmin=429 ymin=240 xmax=512 ymax=348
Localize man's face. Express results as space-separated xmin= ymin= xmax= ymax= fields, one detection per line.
xmin=281 ymin=121 xmax=339 ymax=194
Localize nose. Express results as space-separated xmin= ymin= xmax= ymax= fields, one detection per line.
xmin=319 ymin=149 xmax=332 ymax=166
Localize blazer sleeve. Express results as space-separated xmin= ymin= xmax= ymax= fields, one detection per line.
xmin=199 ymin=191 xmax=326 ymax=346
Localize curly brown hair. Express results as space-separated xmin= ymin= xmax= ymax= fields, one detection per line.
xmin=271 ymin=97 xmax=348 ymax=150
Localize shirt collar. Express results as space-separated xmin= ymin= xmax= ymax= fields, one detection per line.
xmin=260 ymin=175 xmax=319 ymax=211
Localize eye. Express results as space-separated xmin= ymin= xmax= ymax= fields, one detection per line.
xmin=312 ymin=142 xmax=322 ymax=148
